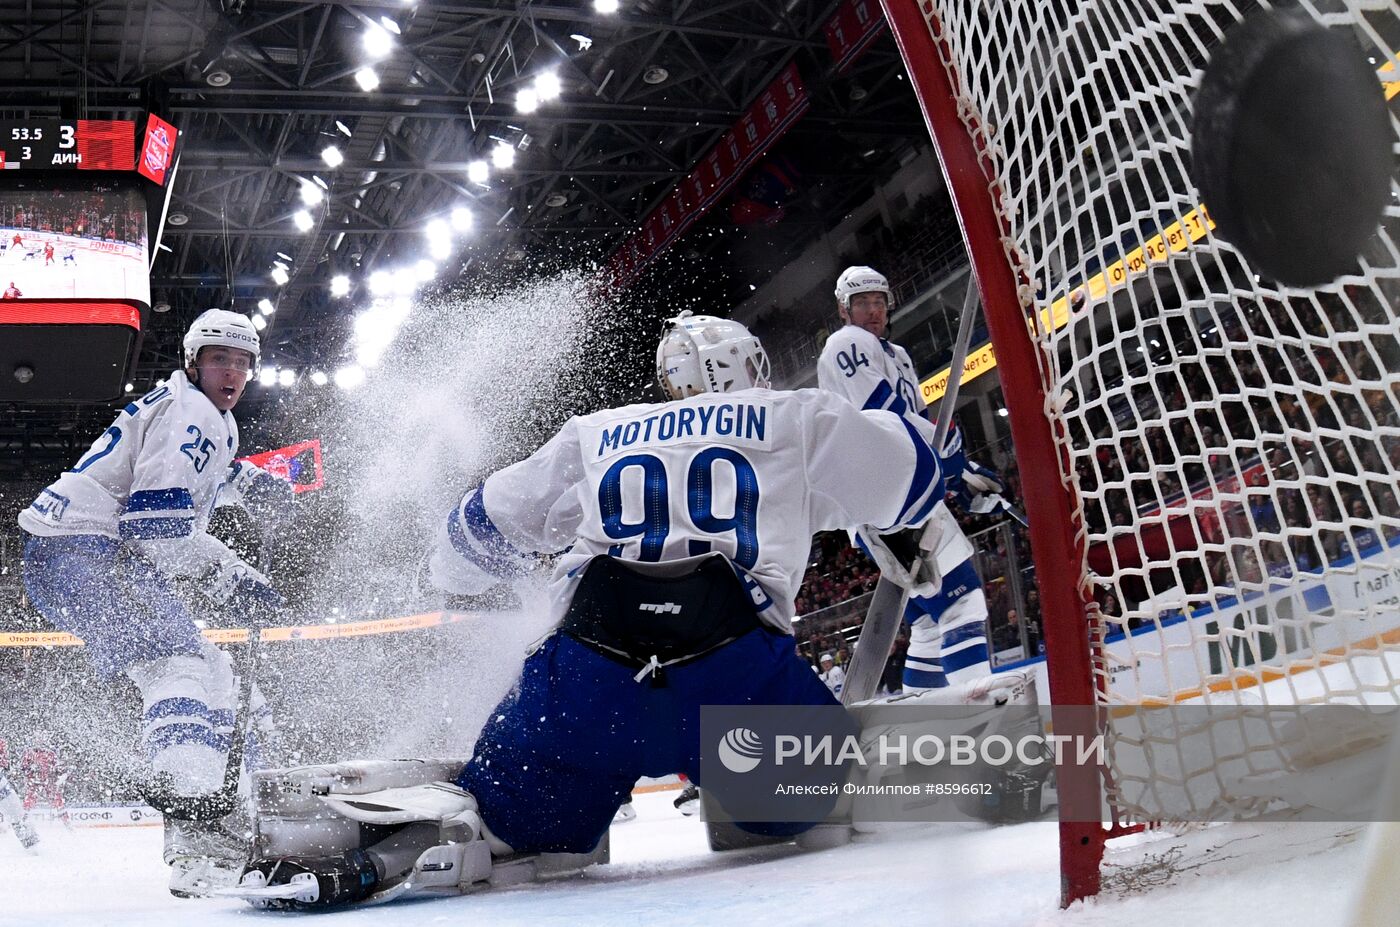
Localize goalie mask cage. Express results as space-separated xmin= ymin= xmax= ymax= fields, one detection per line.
xmin=881 ymin=0 xmax=1400 ymax=906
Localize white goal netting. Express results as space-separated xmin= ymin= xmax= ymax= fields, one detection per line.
xmin=902 ymin=0 xmax=1400 ymax=823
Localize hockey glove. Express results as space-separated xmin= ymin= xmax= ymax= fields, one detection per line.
xmin=201 ymin=558 xmax=285 ymax=615
xmin=242 ymin=849 xmax=380 ymax=910
xmin=937 ymin=423 xmax=1009 ymax=515
xmin=224 ymin=461 xmax=296 ymax=525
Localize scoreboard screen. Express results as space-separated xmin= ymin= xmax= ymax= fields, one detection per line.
xmin=0 ymin=119 xmax=138 ymax=172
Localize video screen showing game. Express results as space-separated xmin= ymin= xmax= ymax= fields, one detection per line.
xmin=0 ymin=180 xmax=149 ymax=305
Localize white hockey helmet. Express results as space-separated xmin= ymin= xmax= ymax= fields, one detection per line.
xmin=656 ymin=311 xmax=771 ymax=400
xmin=182 ymin=308 xmax=261 ymax=373
xmin=834 ymin=265 xmax=892 ymax=309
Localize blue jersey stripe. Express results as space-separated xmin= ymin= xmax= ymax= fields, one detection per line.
xmin=892 ymin=416 xmax=941 ymax=527
xmin=146 ymin=722 xmax=232 ymax=755
xmin=119 ymin=516 xmax=195 ymax=540
xmin=126 ymin=487 xmax=195 ymax=513
xmin=461 ymin=486 xmax=528 ymax=560
xmin=447 ymin=505 xmax=523 ymax=578
xmin=861 ymin=380 xmax=894 ymax=411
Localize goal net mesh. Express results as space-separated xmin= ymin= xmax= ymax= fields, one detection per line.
xmin=902 ymin=0 xmax=1400 ymax=822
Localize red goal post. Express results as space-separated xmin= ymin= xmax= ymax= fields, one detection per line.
xmin=882 ymin=0 xmax=1400 ymax=906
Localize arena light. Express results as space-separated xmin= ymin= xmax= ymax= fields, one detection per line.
xmin=321 ymin=145 xmax=345 ymax=168
xmin=355 ymin=67 xmax=380 ymax=92
xmin=270 ymin=264 xmax=291 ymax=286
xmin=310 ymin=370 xmax=329 ymax=386
xmin=259 ymin=365 xmax=278 ymax=386
xmin=415 ymin=259 xmax=437 ymax=281
xmin=362 ymin=24 xmax=393 ymax=59
xmin=257 ymin=298 xmax=276 ymax=315
xmin=534 ymin=71 xmax=562 ymax=101
xmin=300 ymin=179 xmax=324 ymax=207
xmin=392 ymin=267 xmax=419 ymax=296
xmin=594 ymin=0 xmax=620 ymax=12
xmin=251 ymin=313 xmax=268 ymax=331
xmin=330 ymin=274 xmax=351 ymax=297
xmin=450 ymin=207 xmax=473 ymax=232
xmin=278 ymin=368 xmax=297 ymax=387
xmin=125 ymin=382 xmax=135 ymax=393
xmin=428 ymin=237 xmax=452 ymax=261
xmin=425 ymin=217 xmax=451 ymax=243
xmin=292 ymin=209 xmax=315 ymax=232
xmin=491 ymin=143 xmax=515 ymax=169
xmin=333 ymin=364 xmax=366 ymax=389
xmin=516 ymin=88 xmax=539 ymax=113
xmin=334 ymin=120 xmax=353 ymax=137
xmin=378 ymin=16 xmax=401 ymax=35
xmin=367 ymin=269 xmax=393 ymax=296
xmin=467 ymin=160 xmax=489 ymax=184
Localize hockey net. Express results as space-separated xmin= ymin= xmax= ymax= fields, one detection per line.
xmin=882 ymin=0 xmax=1400 ymax=904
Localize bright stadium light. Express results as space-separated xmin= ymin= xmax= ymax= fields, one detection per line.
xmin=534 ymin=71 xmax=562 ymax=101
xmin=429 ymin=237 xmax=452 ymax=260
xmin=415 ymin=259 xmax=437 ymax=281
xmin=355 ymin=67 xmax=380 ymax=92
xmin=467 ymin=160 xmax=489 ymax=184
xmin=368 ymin=270 xmax=392 ymax=296
xmin=362 ymin=24 xmax=393 ymax=59
xmin=330 ymin=274 xmax=351 ymax=297
xmin=334 ymin=364 xmax=366 ymax=389
xmin=278 ymin=368 xmax=296 ymax=387
xmin=251 ymin=313 xmax=268 ymax=331
xmin=516 ymin=89 xmax=539 ymax=113
xmin=594 ymin=0 xmax=620 ymax=12
xmin=270 ymin=264 xmax=290 ymax=286
xmin=300 ymin=179 xmax=324 ymax=207
xmin=425 ymin=217 xmax=451 ymax=243
xmin=257 ymin=298 xmax=276 ymax=315
xmin=310 ymin=370 xmax=329 ymax=386
xmin=321 ymin=145 xmax=345 ymax=168
xmin=378 ymin=16 xmax=401 ymax=35
xmin=292 ymin=209 xmax=314 ymax=232
xmin=491 ymin=143 xmax=515 ymax=169
xmin=259 ymin=366 xmax=277 ymax=386
xmin=450 ymin=207 xmax=473 ymax=232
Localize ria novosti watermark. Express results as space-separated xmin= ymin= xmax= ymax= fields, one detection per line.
xmin=724 ymin=729 xmax=1104 ymax=772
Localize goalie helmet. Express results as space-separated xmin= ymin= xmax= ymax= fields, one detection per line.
xmin=182 ymin=308 xmax=261 ymax=371
xmin=656 ymin=311 xmax=771 ymax=400
xmin=833 ymin=265 xmax=892 ymax=309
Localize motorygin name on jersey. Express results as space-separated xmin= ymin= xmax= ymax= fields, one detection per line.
xmin=594 ymin=399 xmax=771 ymax=460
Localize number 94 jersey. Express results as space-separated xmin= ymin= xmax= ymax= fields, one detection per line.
xmin=817 ymin=323 xmax=926 ymax=421
xmin=18 ymin=371 xmax=239 ymax=576
xmin=431 ymin=387 xmax=944 ymax=632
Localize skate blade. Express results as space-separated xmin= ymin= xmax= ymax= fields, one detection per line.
xmin=213 ymin=871 xmax=318 ymax=906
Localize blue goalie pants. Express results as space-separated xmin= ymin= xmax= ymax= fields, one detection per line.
xmin=456 ymin=628 xmax=842 ymax=855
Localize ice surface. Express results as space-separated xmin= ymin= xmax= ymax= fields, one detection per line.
xmin=1 ymin=789 xmax=1370 ymax=926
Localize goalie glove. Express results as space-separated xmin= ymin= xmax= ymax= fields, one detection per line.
xmin=853 ymin=517 xmax=944 ymax=599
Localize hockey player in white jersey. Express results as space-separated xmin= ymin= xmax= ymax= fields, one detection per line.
xmin=0 ymin=769 xmax=39 ymax=849
xmin=17 ymin=308 xmax=293 ymax=894
xmin=231 ymin=313 xmax=954 ymax=909
xmin=818 ymin=266 xmax=1008 ymax=692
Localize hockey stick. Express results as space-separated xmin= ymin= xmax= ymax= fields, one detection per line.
xmin=840 ymin=279 xmax=982 ymax=706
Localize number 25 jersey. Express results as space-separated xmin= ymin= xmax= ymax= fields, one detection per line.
xmin=432 ymin=387 xmax=945 ymax=632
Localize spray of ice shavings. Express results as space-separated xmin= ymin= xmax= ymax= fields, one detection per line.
xmin=290 ymin=270 xmax=604 ymax=758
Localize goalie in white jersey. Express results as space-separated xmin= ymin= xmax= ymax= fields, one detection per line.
xmin=236 ymin=312 xmax=953 ymax=908
xmin=818 ymin=265 xmax=1009 ymax=692
xmin=17 ymin=308 xmax=294 ymax=894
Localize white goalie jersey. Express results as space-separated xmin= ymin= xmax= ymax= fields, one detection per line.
xmin=18 ymin=371 xmax=251 ymax=579
xmin=431 ymin=388 xmax=946 ymax=631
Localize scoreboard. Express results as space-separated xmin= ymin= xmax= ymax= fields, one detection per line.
xmin=0 ymin=116 xmax=177 ymax=183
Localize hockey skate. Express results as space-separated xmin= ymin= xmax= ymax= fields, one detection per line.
xmin=674 ymin=783 xmax=700 ymax=816
xmin=218 ymin=759 xmax=610 ymax=909
xmin=164 ymin=810 xmax=253 ymax=898
xmin=12 ymin=819 xmax=39 ymax=850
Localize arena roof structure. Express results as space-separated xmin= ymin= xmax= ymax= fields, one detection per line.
xmin=0 ymin=0 xmax=930 ymax=475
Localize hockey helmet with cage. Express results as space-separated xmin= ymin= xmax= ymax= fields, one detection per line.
xmin=833 ymin=265 xmax=892 ymax=309
xmin=182 ymin=308 xmax=261 ymax=375
xmin=656 ymin=311 xmax=771 ymax=400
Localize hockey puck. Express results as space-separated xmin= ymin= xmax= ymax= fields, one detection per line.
xmin=1190 ymin=10 xmax=1391 ymax=287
